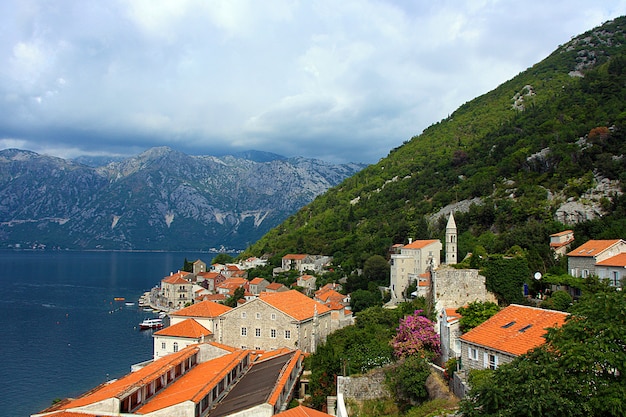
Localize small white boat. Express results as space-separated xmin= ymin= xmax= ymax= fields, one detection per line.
xmin=125 ymin=302 xmax=135 ymax=306
xmin=138 ymin=318 xmax=164 ymax=330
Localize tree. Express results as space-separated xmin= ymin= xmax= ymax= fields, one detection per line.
xmin=182 ymin=257 xmax=193 ymax=272
xmin=456 ymin=301 xmax=500 ymax=333
xmin=211 ymin=253 xmax=234 ymax=265
xmin=390 ymin=310 xmax=440 ymax=359
xmin=540 ymin=290 xmax=572 ymax=311
xmin=350 ymin=288 xmax=382 ymax=312
xmin=224 ymin=286 xmax=245 ymax=307
xmin=363 ymin=254 xmax=390 ymax=285
xmin=385 ymin=355 xmax=431 ymax=408
xmin=460 ymin=285 xmax=626 ymax=416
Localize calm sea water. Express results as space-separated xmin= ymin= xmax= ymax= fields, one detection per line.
xmin=0 ymin=250 xmax=211 ymax=417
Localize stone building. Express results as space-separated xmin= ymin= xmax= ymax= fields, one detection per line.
xmin=160 ymin=271 xmax=194 ymax=309
xmin=389 ymin=239 xmax=442 ymax=300
xmin=218 ymin=290 xmax=334 ymax=353
xmin=460 ymin=304 xmax=567 ymax=371
xmin=567 ymin=239 xmax=626 ymax=278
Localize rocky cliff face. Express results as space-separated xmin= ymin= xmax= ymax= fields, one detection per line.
xmin=0 ymin=147 xmax=364 ymax=250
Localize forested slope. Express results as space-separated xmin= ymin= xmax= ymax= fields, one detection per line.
xmin=244 ymin=17 xmax=626 ymax=274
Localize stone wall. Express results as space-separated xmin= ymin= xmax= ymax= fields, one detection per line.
xmin=432 ymin=267 xmax=497 ymax=312
xmin=336 ymin=367 xmax=390 ymax=401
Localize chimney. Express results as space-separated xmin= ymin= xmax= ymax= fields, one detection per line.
xmin=408 ymin=238 xmax=413 ymax=244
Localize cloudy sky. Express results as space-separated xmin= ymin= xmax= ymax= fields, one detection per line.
xmin=1 ymin=1 xmax=625 ymax=164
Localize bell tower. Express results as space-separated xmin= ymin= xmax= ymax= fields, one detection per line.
xmin=446 ymin=212 xmax=457 ymax=265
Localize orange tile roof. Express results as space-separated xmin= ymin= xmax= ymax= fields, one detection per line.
xmin=275 ymin=405 xmax=333 ymax=417
xmin=550 ymin=230 xmax=574 ymax=237
xmin=403 ymin=239 xmax=439 ymax=249
xmin=567 ymin=239 xmax=622 ymax=257
xmin=154 ymin=318 xmax=212 ymax=338
xmin=162 ymin=271 xmax=191 ymax=284
xmin=315 ymin=288 xmax=344 ymax=303
xmin=283 ymin=254 xmax=307 ymax=260
xmin=200 ymin=293 xmax=227 ymax=302
xmin=266 ymin=282 xmax=287 ymax=291
xmin=250 ymin=277 xmax=266 ymax=284
xmin=445 ymin=308 xmax=462 ymax=323
xmin=596 ymin=252 xmax=626 ymax=267
xmin=136 ymin=350 xmax=250 ymax=413
xmin=197 ymin=271 xmax=223 ymax=279
xmin=59 ymin=346 xmax=200 ymax=409
xmin=170 ymin=299 xmax=231 ymax=317
xmin=260 ymin=290 xmax=331 ymax=321
xmin=460 ymin=304 xmax=567 ymax=356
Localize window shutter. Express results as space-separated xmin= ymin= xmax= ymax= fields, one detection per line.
xmin=483 ymin=352 xmax=488 ymax=368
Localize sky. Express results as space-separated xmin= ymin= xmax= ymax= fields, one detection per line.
xmin=1 ymin=1 xmax=625 ymax=164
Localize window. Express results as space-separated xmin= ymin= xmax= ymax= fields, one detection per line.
xmin=488 ymin=354 xmax=498 ymax=370
xmin=612 ymin=271 xmax=620 ymax=287
xmin=256 ymin=312 xmax=261 ymax=319
xmin=161 ymin=342 xmax=166 ymax=349
xmin=468 ymin=347 xmax=478 ymax=360
xmin=255 ymin=328 xmax=261 ymax=337
xmin=285 ymin=330 xmax=291 ymax=339
xmin=241 ymin=312 xmax=246 ymax=318
xmin=270 ymin=329 xmax=277 ymax=338
xmin=271 ymin=313 xmax=276 ymax=320
xmin=173 ymin=342 xmax=179 ymax=353
xmin=582 ymin=269 xmax=589 ymax=278
xmin=241 ymin=327 xmax=247 ymax=336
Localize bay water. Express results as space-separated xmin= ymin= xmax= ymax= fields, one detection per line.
xmin=0 ymin=250 xmax=212 ymax=417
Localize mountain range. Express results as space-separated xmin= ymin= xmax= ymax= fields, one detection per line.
xmin=0 ymin=147 xmax=364 ymax=251
xmin=245 ymin=16 xmax=626 ymax=273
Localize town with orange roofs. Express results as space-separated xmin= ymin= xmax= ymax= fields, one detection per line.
xmin=31 ymin=214 xmax=625 ymax=417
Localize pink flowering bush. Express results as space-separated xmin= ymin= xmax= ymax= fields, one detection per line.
xmin=391 ymin=309 xmax=440 ymax=359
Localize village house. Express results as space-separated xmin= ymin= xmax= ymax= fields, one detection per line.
xmin=192 ymin=259 xmax=207 ymax=274
xmin=249 ymin=277 xmax=270 ymax=295
xmin=265 ymin=282 xmax=289 ymax=293
xmin=240 ymin=256 xmax=268 ymax=269
xmin=314 ymin=287 xmax=349 ymax=307
xmin=567 ymin=239 xmax=626 ymax=278
xmin=296 ymin=274 xmax=317 ymax=295
xmin=216 ymin=277 xmax=250 ymax=297
xmin=160 ymin=271 xmax=194 ymax=309
xmin=595 ymin=253 xmax=626 ymax=287
xmin=389 ymin=238 xmax=442 ymax=300
xmin=34 ymin=342 xmax=305 ymax=417
xmin=217 ymin=290 xmax=335 ymax=353
xmin=459 ymin=304 xmax=568 ymax=371
xmin=280 ymin=254 xmax=332 ymax=274
xmin=549 ymin=230 xmax=575 ymax=256
xmin=439 ymin=308 xmax=463 ymax=364
xmin=196 ymin=271 xmax=227 ymax=292
xmin=152 ymin=318 xmax=213 ymax=360
xmin=169 ymin=300 xmax=232 ymax=332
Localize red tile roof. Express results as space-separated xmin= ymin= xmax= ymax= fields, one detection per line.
xmin=58 ymin=346 xmax=200 ymax=409
xmin=550 ymin=230 xmax=574 ymax=237
xmin=403 ymin=239 xmax=439 ymax=249
xmin=266 ymin=282 xmax=287 ymax=291
xmin=596 ymin=252 xmax=626 ymax=267
xmin=153 ymin=318 xmax=212 ymax=338
xmin=162 ymin=271 xmax=192 ymax=284
xmin=460 ymin=304 xmax=567 ymax=356
xmin=250 ymin=277 xmax=266 ymax=284
xmin=275 ymin=405 xmax=333 ymax=417
xmin=260 ymin=290 xmax=331 ymax=321
xmin=567 ymin=239 xmax=622 ymax=257
xmin=170 ymin=300 xmax=231 ymax=318
xmin=136 ymin=350 xmax=251 ymax=414
xmin=283 ymin=254 xmax=307 ymax=260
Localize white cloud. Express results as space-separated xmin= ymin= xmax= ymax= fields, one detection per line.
xmin=0 ymin=0 xmax=625 ymax=163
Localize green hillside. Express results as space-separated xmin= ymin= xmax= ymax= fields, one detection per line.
xmin=243 ymin=17 xmax=626 ymax=275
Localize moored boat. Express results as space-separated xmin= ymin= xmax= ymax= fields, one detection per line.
xmin=138 ymin=318 xmax=164 ymax=330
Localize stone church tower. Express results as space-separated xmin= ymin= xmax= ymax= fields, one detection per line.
xmin=445 ymin=212 xmax=457 ymax=264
